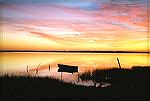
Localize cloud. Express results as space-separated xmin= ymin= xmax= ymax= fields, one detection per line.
xmin=29 ymin=31 xmax=72 ymax=44
xmin=1 ymin=1 xmax=148 ymax=51
xmin=29 ymin=31 xmax=87 ymax=45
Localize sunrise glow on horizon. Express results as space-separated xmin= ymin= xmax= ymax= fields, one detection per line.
xmin=1 ymin=0 xmax=149 ymax=52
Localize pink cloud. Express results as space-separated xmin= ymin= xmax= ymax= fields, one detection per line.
xmin=2 ymin=2 xmax=147 ymax=49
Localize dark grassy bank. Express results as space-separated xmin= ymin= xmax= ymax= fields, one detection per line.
xmin=1 ymin=66 xmax=150 ymax=101
xmin=80 ymin=66 xmax=150 ymax=88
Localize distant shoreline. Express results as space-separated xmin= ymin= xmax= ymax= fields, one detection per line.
xmin=0 ymin=50 xmax=149 ymax=53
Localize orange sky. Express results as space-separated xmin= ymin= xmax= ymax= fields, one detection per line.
xmin=1 ymin=0 xmax=149 ymax=51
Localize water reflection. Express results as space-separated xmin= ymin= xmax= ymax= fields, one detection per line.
xmin=1 ymin=52 xmax=149 ymax=86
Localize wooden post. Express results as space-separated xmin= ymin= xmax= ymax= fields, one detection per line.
xmin=26 ymin=65 xmax=28 ymax=73
xmin=36 ymin=67 xmax=38 ymax=76
xmin=77 ymin=72 xmax=79 ymax=83
xmin=36 ymin=63 xmax=41 ymax=76
xmin=26 ymin=65 xmax=29 ymax=75
xmin=61 ymin=72 xmax=62 ymax=81
xmin=117 ymin=58 xmax=121 ymax=69
xmin=49 ymin=64 xmax=50 ymax=71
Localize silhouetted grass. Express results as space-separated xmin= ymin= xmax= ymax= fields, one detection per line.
xmin=80 ymin=66 xmax=150 ymax=85
xmin=1 ymin=75 xmax=88 ymax=100
xmin=80 ymin=66 xmax=150 ymax=89
xmin=1 ymin=66 xmax=150 ymax=101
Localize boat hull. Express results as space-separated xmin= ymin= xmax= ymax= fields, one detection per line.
xmin=58 ymin=64 xmax=78 ymax=73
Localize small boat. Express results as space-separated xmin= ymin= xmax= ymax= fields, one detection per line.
xmin=58 ymin=64 xmax=78 ymax=73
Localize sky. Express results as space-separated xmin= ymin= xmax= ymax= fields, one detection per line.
xmin=0 ymin=0 xmax=149 ymax=51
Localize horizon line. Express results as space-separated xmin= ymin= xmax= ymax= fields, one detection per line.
xmin=0 ymin=50 xmax=149 ymax=53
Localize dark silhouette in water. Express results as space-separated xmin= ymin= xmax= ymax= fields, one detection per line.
xmin=57 ymin=64 xmax=78 ymax=74
xmin=36 ymin=63 xmax=41 ymax=76
xmin=26 ymin=65 xmax=29 ymax=74
xmin=57 ymin=64 xmax=79 ymax=81
xmin=117 ymin=58 xmax=121 ymax=69
xmin=49 ymin=64 xmax=50 ymax=71
xmin=36 ymin=68 xmax=38 ymax=75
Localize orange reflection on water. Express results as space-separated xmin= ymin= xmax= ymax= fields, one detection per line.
xmin=1 ymin=52 xmax=148 ymax=74
xmin=1 ymin=52 xmax=149 ymax=86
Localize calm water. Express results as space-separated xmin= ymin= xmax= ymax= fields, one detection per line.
xmin=0 ymin=52 xmax=149 ymax=86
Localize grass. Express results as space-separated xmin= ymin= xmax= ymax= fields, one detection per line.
xmin=80 ymin=66 xmax=150 ymax=87
xmin=1 ymin=66 xmax=150 ymax=101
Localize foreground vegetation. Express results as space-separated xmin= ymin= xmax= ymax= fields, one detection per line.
xmin=80 ymin=66 xmax=150 ymax=88
xmin=1 ymin=66 xmax=150 ymax=101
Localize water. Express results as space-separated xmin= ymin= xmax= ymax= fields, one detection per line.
xmin=0 ymin=52 xmax=149 ymax=86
